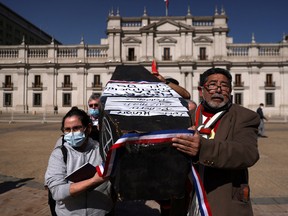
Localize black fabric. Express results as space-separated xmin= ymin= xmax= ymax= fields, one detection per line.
xmin=111 ymin=65 xmax=161 ymax=82
xmin=114 ymin=142 xmax=190 ymax=200
xmin=47 ymin=137 xmax=67 ymax=216
xmin=48 ymin=189 xmax=58 ymax=216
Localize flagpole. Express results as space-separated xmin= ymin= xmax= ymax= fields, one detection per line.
xmin=165 ymin=0 xmax=169 ymax=16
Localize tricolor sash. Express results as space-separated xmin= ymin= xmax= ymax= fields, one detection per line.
xmin=191 ymin=165 xmax=212 ymax=216
xmin=96 ymin=129 xmax=212 ymax=216
xmin=96 ymin=129 xmax=193 ymax=177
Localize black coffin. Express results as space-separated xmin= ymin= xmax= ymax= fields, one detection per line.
xmin=98 ymin=65 xmax=191 ymax=200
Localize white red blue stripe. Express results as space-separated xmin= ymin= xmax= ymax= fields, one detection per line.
xmin=191 ymin=165 xmax=212 ymax=216
xmin=96 ymin=129 xmax=212 ymax=216
xmin=96 ymin=129 xmax=193 ymax=177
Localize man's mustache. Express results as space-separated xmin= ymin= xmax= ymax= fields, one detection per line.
xmin=211 ymin=93 xmax=224 ymax=100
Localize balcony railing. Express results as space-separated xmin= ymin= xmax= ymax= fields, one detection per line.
xmin=126 ymin=56 xmax=137 ymax=61
xmin=2 ymin=82 xmax=13 ymax=90
xmin=0 ymin=45 xmax=109 ymax=63
xmin=265 ymin=81 xmax=276 ymax=89
xmin=0 ymin=43 xmax=287 ymax=65
xmin=162 ymin=55 xmax=172 ymax=61
xmin=62 ymin=82 xmax=73 ymax=90
xmin=91 ymin=82 xmax=103 ymax=90
xmin=198 ymin=55 xmax=208 ymax=60
xmin=233 ymin=81 xmax=244 ymax=90
xmin=32 ymin=82 xmax=43 ymax=90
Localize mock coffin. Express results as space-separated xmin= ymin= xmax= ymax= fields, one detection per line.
xmin=98 ymin=65 xmax=192 ymax=200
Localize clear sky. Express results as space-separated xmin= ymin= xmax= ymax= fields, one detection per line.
xmin=1 ymin=0 xmax=287 ymax=45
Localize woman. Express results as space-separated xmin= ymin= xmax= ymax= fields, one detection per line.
xmin=45 ymin=107 xmax=113 ymax=216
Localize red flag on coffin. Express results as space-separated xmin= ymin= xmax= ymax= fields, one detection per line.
xmin=151 ymin=59 xmax=159 ymax=75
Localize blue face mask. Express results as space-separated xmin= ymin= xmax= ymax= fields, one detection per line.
xmin=88 ymin=108 xmax=99 ymax=117
xmin=64 ymin=131 xmax=86 ymax=147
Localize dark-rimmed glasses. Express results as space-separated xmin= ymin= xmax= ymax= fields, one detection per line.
xmin=204 ymin=82 xmax=230 ymax=92
xmin=88 ymin=103 xmax=99 ymax=108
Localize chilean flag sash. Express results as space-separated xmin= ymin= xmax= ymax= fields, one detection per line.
xmin=96 ymin=129 xmax=212 ymax=216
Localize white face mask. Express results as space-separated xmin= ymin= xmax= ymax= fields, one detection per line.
xmin=64 ymin=131 xmax=86 ymax=147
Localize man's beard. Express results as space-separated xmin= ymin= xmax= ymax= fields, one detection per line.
xmin=207 ymin=100 xmax=226 ymax=109
xmin=207 ymin=93 xmax=227 ymax=109
xmin=202 ymin=93 xmax=232 ymax=114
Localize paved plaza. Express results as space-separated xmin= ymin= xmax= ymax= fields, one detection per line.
xmin=0 ymin=116 xmax=288 ymax=215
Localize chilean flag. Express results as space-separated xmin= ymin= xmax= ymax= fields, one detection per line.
xmin=164 ymin=0 xmax=169 ymax=8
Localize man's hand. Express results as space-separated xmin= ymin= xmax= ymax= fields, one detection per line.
xmin=172 ymin=126 xmax=201 ymax=157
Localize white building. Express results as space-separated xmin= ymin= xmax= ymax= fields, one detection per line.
xmin=0 ymin=7 xmax=288 ymax=117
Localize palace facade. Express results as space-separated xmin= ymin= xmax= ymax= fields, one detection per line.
xmin=0 ymin=6 xmax=288 ymax=117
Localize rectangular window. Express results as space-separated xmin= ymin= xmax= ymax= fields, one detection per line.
xmin=163 ymin=48 xmax=171 ymax=60
xmin=64 ymin=75 xmax=70 ymax=84
xmin=265 ymin=74 xmax=274 ymax=87
xmin=35 ymin=75 xmax=41 ymax=85
xmin=34 ymin=75 xmax=41 ymax=88
xmin=94 ymin=75 xmax=101 ymax=85
xmin=234 ymin=93 xmax=242 ymax=105
xmin=128 ymin=48 xmax=135 ymax=61
xmin=4 ymin=75 xmax=12 ymax=88
xmin=235 ymin=74 xmax=241 ymax=84
xmin=266 ymin=74 xmax=272 ymax=84
xmin=33 ymin=93 xmax=42 ymax=106
xmin=5 ymin=75 xmax=11 ymax=84
xmin=265 ymin=92 xmax=274 ymax=107
xmin=199 ymin=47 xmax=207 ymax=60
xmin=62 ymin=75 xmax=72 ymax=88
xmin=3 ymin=93 xmax=12 ymax=107
xmin=63 ymin=93 xmax=71 ymax=106
xmin=234 ymin=74 xmax=243 ymax=87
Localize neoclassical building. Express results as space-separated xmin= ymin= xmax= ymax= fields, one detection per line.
xmin=0 ymin=6 xmax=288 ymax=118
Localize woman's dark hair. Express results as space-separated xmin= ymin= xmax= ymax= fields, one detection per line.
xmin=61 ymin=106 xmax=91 ymax=131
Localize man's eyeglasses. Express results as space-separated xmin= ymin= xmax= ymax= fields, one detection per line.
xmin=62 ymin=125 xmax=84 ymax=134
xmin=204 ymin=82 xmax=230 ymax=92
xmin=88 ymin=103 xmax=99 ymax=108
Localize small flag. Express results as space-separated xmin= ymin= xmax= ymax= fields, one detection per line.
xmin=151 ymin=59 xmax=159 ymax=75
xmin=164 ymin=0 xmax=169 ymax=8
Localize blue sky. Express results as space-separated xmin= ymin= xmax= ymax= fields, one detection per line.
xmin=1 ymin=0 xmax=287 ymax=45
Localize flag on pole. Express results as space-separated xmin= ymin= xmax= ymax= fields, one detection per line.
xmin=164 ymin=0 xmax=169 ymax=8
xmin=151 ymin=59 xmax=159 ymax=75
xmin=164 ymin=0 xmax=169 ymax=16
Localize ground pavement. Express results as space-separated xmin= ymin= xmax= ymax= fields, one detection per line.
xmin=0 ymin=119 xmax=288 ymax=216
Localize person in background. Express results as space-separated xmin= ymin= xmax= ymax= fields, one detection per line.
xmin=88 ymin=93 xmax=101 ymax=126
xmin=153 ymin=73 xmax=191 ymax=100
xmin=88 ymin=93 xmax=101 ymax=141
xmin=257 ymin=103 xmax=268 ymax=138
xmin=186 ymin=99 xmax=197 ymax=120
xmin=45 ymin=107 xmax=113 ymax=216
xmin=171 ymin=68 xmax=260 ymax=216
xmin=54 ymin=105 xmax=58 ymax=115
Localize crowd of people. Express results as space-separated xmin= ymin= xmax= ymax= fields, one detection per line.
xmin=45 ymin=67 xmax=260 ymax=216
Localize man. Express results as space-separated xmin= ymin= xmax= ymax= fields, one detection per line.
xmin=88 ymin=93 xmax=100 ymax=126
xmin=87 ymin=93 xmax=101 ymax=141
xmin=257 ymin=103 xmax=268 ymax=137
xmin=172 ymin=68 xmax=260 ymax=216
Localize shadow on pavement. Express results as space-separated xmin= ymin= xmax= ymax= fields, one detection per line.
xmin=0 ymin=177 xmax=34 ymax=194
